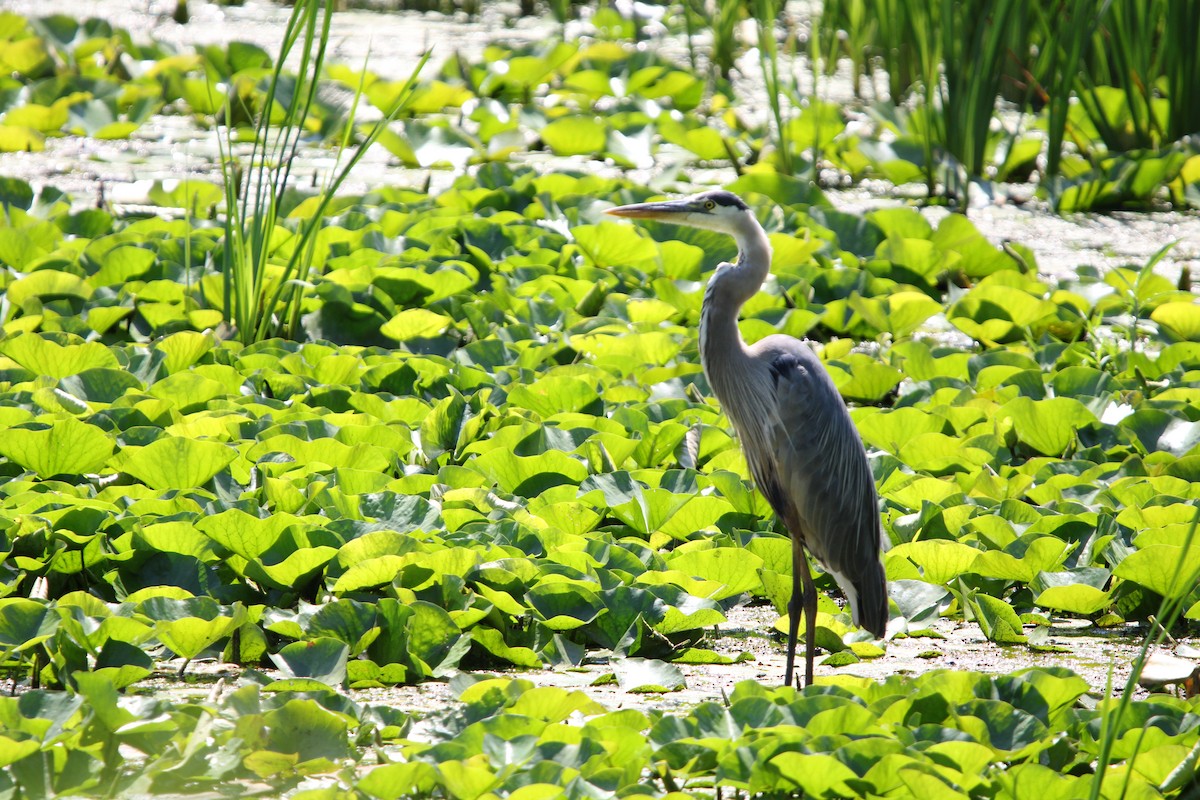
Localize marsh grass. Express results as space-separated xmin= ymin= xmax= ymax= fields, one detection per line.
xmin=904 ymin=2 xmax=940 ymax=198
xmin=1078 ymin=0 xmax=1164 ymax=151
xmin=216 ymin=0 xmax=426 ymax=344
xmin=1028 ymin=0 xmax=1101 ymax=182
xmin=818 ymin=0 xmax=1196 ymax=204
xmin=753 ymin=0 xmax=795 ymax=176
xmin=1162 ymin=3 xmax=1200 ymax=143
xmin=820 ymin=0 xmax=917 ymax=103
xmin=1029 ymin=0 xmax=1197 ymax=157
xmin=699 ymin=0 xmax=744 ymax=82
xmin=944 ymin=1 xmax=1027 ymax=173
xmin=815 ymin=0 xmax=870 ymax=99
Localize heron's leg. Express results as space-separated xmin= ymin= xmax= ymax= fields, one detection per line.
xmin=784 ymin=540 xmax=805 ymax=689
xmin=798 ymin=551 xmax=819 ymax=688
xmin=784 ymin=566 xmax=801 ymax=689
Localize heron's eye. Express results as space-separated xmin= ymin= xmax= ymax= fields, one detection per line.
xmin=704 ymin=200 xmax=716 ymax=210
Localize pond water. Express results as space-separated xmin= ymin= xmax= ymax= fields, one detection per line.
xmin=140 ymin=604 xmax=1168 ymax=724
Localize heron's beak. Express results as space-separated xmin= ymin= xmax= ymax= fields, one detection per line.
xmin=606 ymin=199 xmax=703 ymax=221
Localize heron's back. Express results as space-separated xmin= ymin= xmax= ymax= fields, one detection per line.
xmin=717 ymin=335 xmax=888 ymax=636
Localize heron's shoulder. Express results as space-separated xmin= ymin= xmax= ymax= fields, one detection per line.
xmin=749 ymin=336 xmax=844 ymax=401
xmin=748 ymin=335 xmax=822 ymax=369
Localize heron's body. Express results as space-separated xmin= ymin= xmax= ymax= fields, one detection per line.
xmin=607 ymin=189 xmax=888 ymax=687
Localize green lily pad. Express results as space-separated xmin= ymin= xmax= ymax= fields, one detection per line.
xmin=541 ymin=116 xmax=606 ymax=156
xmin=1034 ymin=584 xmax=1112 ymax=616
xmin=0 ymin=418 xmax=113 ymax=477
xmin=969 ymin=593 xmax=1028 ymax=644
xmin=526 ymin=580 xmax=605 ymax=631
xmin=380 ymin=308 xmax=454 ymax=341
xmin=0 ymin=598 xmax=57 ymax=655
xmin=263 ymin=699 xmax=351 ymax=762
xmin=1114 ymin=544 xmax=1200 ymax=599
xmin=268 ymin=638 xmax=350 ymax=686
xmin=471 ymin=627 xmax=542 ymax=668
xmin=770 ymin=752 xmax=860 ymax=797
xmin=970 ymin=536 xmax=1073 ymax=584
xmin=1000 ymin=397 xmax=1096 ymax=457
xmin=468 ymin=449 xmax=587 ymax=496
xmin=949 ymin=284 xmax=1057 ymax=344
xmin=1152 ymin=301 xmax=1200 ymax=342
xmin=573 ymin=221 xmax=659 ymax=269
xmin=405 ymin=601 xmax=469 ymax=678
xmin=146 ymin=599 xmax=246 ymax=661
xmin=58 ymin=368 xmax=143 ymax=403
xmin=887 ymin=540 xmax=982 ymax=587
xmin=1 ymin=334 xmax=117 ymax=378
xmin=116 ymin=437 xmax=236 ymax=490
xmin=665 ymin=546 xmax=763 ymax=601
xmin=611 ymin=657 xmax=685 ymax=692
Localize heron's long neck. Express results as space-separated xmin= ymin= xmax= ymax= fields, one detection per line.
xmin=698 ymin=214 xmax=772 ymax=404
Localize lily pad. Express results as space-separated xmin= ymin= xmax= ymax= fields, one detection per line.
xmin=611 ymin=657 xmax=685 ymax=692
xmin=0 ymin=418 xmax=113 ymax=477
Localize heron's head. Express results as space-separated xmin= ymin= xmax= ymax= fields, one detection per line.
xmin=605 ymin=189 xmax=752 ymax=237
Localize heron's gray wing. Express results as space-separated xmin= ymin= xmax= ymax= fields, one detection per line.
xmin=757 ymin=344 xmax=887 ymax=633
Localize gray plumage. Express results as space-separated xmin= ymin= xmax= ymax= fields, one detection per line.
xmin=607 ymin=189 xmax=888 ymax=688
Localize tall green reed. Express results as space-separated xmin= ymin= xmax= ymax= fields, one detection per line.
xmin=703 ymin=0 xmax=745 ymax=82
xmin=216 ymin=0 xmax=426 ymax=344
xmin=547 ymin=0 xmax=573 ymax=37
xmin=820 ymin=0 xmax=917 ymax=103
xmin=868 ymin=0 xmax=917 ymax=104
xmin=904 ymin=1 xmax=940 ymax=198
xmin=1162 ymin=3 xmax=1200 ymax=143
xmin=934 ymin=0 xmax=1026 ymax=199
xmin=817 ymin=0 xmax=1197 ymax=201
xmin=1075 ymin=2 xmax=1200 ymax=154
xmin=1077 ymin=0 xmax=1164 ymax=151
xmin=753 ymin=0 xmax=794 ymax=175
xmin=1028 ymin=0 xmax=1103 ymax=182
xmin=863 ymin=0 xmax=1031 ymax=202
xmin=816 ymin=0 xmax=871 ymax=99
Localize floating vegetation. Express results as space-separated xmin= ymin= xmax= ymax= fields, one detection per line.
xmin=0 ymin=0 xmax=1197 ymax=796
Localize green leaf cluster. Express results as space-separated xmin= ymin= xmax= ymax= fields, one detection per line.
xmin=341 ymin=672 xmax=1198 ymax=799
xmin=0 ymin=672 xmax=407 ymax=796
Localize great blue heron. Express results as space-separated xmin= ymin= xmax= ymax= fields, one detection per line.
xmin=606 ymin=189 xmax=888 ymax=688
